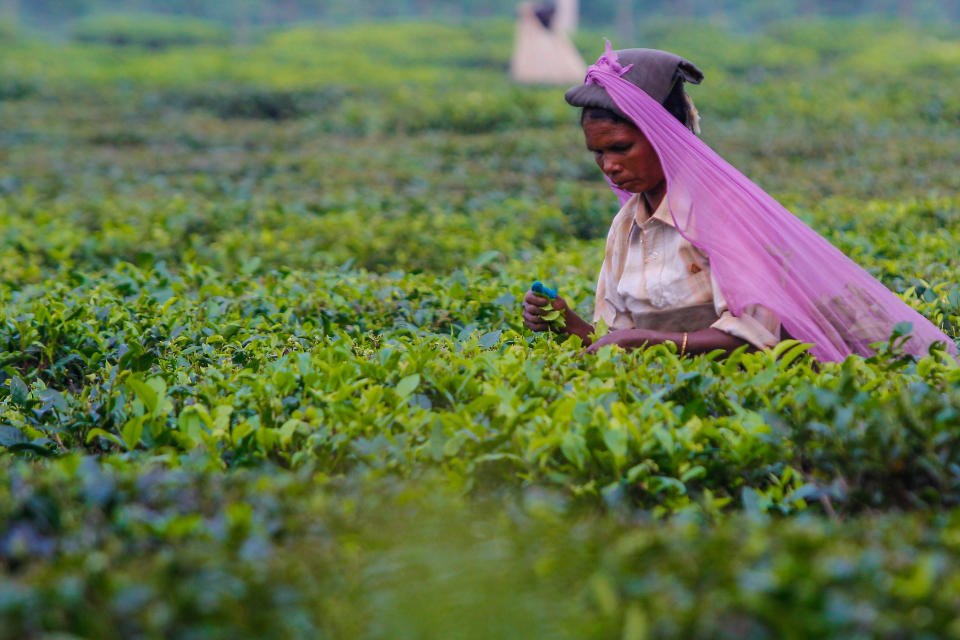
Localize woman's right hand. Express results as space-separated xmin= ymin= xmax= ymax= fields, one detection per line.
xmin=522 ymin=289 xmax=595 ymax=345
xmin=522 ymin=289 xmax=569 ymax=332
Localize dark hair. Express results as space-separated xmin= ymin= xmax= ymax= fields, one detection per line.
xmin=580 ymin=80 xmax=690 ymax=128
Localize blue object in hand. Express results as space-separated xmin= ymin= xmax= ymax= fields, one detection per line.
xmin=532 ymin=281 xmax=557 ymax=299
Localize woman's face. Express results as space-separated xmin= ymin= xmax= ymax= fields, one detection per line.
xmin=582 ymin=118 xmax=664 ymax=194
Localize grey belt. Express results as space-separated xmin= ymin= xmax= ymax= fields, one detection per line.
xmin=630 ymin=302 xmax=719 ymax=332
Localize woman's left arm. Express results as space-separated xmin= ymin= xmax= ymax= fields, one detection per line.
xmin=584 ymin=327 xmax=749 ymax=355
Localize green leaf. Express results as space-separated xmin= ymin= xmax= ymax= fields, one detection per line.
xmin=121 ymin=415 xmax=146 ymax=450
xmin=221 ymin=323 xmax=243 ymax=339
xmin=126 ymin=377 xmax=158 ymax=415
xmin=86 ymin=428 xmax=125 ymax=448
xmin=395 ymin=374 xmax=420 ymax=399
xmin=40 ymin=389 xmax=69 ymax=413
xmin=429 ymin=420 xmax=447 ymax=462
xmin=146 ymin=376 xmax=167 ymax=399
xmin=178 ymin=405 xmax=213 ymax=446
xmin=777 ymin=341 xmax=813 ymax=370
xmin=742 ymin=487 xmax=767 ymax=518
xmin=622 ymin=604 xmax=649 ymax=640
xmin=603 ymin=428 xmax=628 ymax=460
xmin=680 ymin=465 xmax=707 ymax=482
xmin=8 ymin=377 xmax=28 ymax=407
xmin=892 ymin=321 xmax=914 ymax=337
xmin=594 ymin=344 xmax=614 ymax=364
xmin=213 ymin=405 xmax=234 ymax=432
xmin=473 ymin=250 xmax=500 ymax=267
xmin=561 ymin=431 xmax=588 ymax=470
xmin=240 ymin=255 xmax=262 ymax=275
xmin=7 ymin=439 xmax=56 ymax=457
xmin=232 ymin=421 xmax=254 ymax=444
xmin=0 ymin=425 xmax=28 ymax=447
xmin=594 ymin=317 xmax=609 ymax=338
xmin=492 ymin=293 xmax=515 ymax=307
xmin=650 ymin=476 xmax=686 ymax=496
xmin=551 ymin=397 xmax=576 ymax=423
xmin=478 ymin=330 xmax=501 ymax=348
xmin=278 ymin=418 xmax=302 ymax=446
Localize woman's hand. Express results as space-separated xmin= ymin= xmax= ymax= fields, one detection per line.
xmin=521 ymin=289 xmax=596 ymax=345
xmin=584 ymin=328 xmax=656 ymax=354
xmin=522 ymin=289 xmax=569 ymax=333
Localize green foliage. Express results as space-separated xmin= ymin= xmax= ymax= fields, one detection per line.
xmin=159 ymin=85 xmax=348 ymax=120
xmin=0 ymin=19 xmax=20 ymax=42
xmin=1 ymin=16 xmax=960 ymax=637
xmin=70 ymin=13 xmax=230 ymax=48
xmin=0 ymin=264 xmax=956 ymax=515
xmin=0 ymin=77 xmax=36 ymax=102
xmin=4 ymin=461 xmax=960 ymax=639
xmin=14 ymin=0 xmax=960 ymax=31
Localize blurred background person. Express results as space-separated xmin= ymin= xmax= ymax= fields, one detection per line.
xmin=510 ymin=0 xmax=586 ymax=85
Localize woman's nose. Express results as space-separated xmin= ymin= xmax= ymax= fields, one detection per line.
xmin=601 ymin=156 xmax=619 ymax=175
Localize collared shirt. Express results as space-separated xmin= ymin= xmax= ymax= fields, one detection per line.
xmin=594 ymin=193 xmax=781 ymax=350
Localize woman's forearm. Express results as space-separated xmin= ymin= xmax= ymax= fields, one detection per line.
xmin=561 ymin=307 xmax=595 ymax=346
xmin=649 ymin=327 xmax=749 ymax=355
xmin=588 ymin=327 xmax=749 ymax=355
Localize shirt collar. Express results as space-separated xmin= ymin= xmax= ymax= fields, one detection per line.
xmin=631 ymin=193 xmax=675 ymax=228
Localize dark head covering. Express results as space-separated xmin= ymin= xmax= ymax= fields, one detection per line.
xmin=564 ymin=47 xmax=703 ymax=118
xmin=533 ymin=2 xmax=556 ymax=29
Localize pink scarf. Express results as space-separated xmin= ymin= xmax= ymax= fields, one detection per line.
xmin=584 ymin=43 xmax=956 ymax=361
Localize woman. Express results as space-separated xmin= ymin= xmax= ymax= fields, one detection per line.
xmin=523 ymin=43 xmax=955 ymax=362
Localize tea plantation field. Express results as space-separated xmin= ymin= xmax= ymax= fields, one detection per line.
xmin=2 ymin=15 xmax=960 ymax=639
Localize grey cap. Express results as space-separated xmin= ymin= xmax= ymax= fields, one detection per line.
xmin=564 ymin=47 xmax=703 ymax=117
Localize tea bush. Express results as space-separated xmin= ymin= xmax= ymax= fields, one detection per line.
xmin=70 ymin=13 xmax=230 ymax=49
xmin=4 ymin=459 xmax=960 ymax=640
xmin=1 ymin=16 xmax=960 ymax=637
xmin=0 ymin=77 xmax=35 ymax=101
xmin=0 ymin=262 xmax=957 ymax=513
xmin=159 ymin=85 xmax=349 ymax=120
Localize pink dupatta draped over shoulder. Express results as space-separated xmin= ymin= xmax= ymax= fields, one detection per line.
xmin=582 ymin=44 xmax=956 ymax=362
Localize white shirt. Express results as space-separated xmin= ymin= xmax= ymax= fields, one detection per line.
xmin=594 ymin=193 xmax=781 ymax=350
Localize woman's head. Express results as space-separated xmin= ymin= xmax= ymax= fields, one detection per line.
xmin=566 ymin=46 xmax=703 ymax=195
